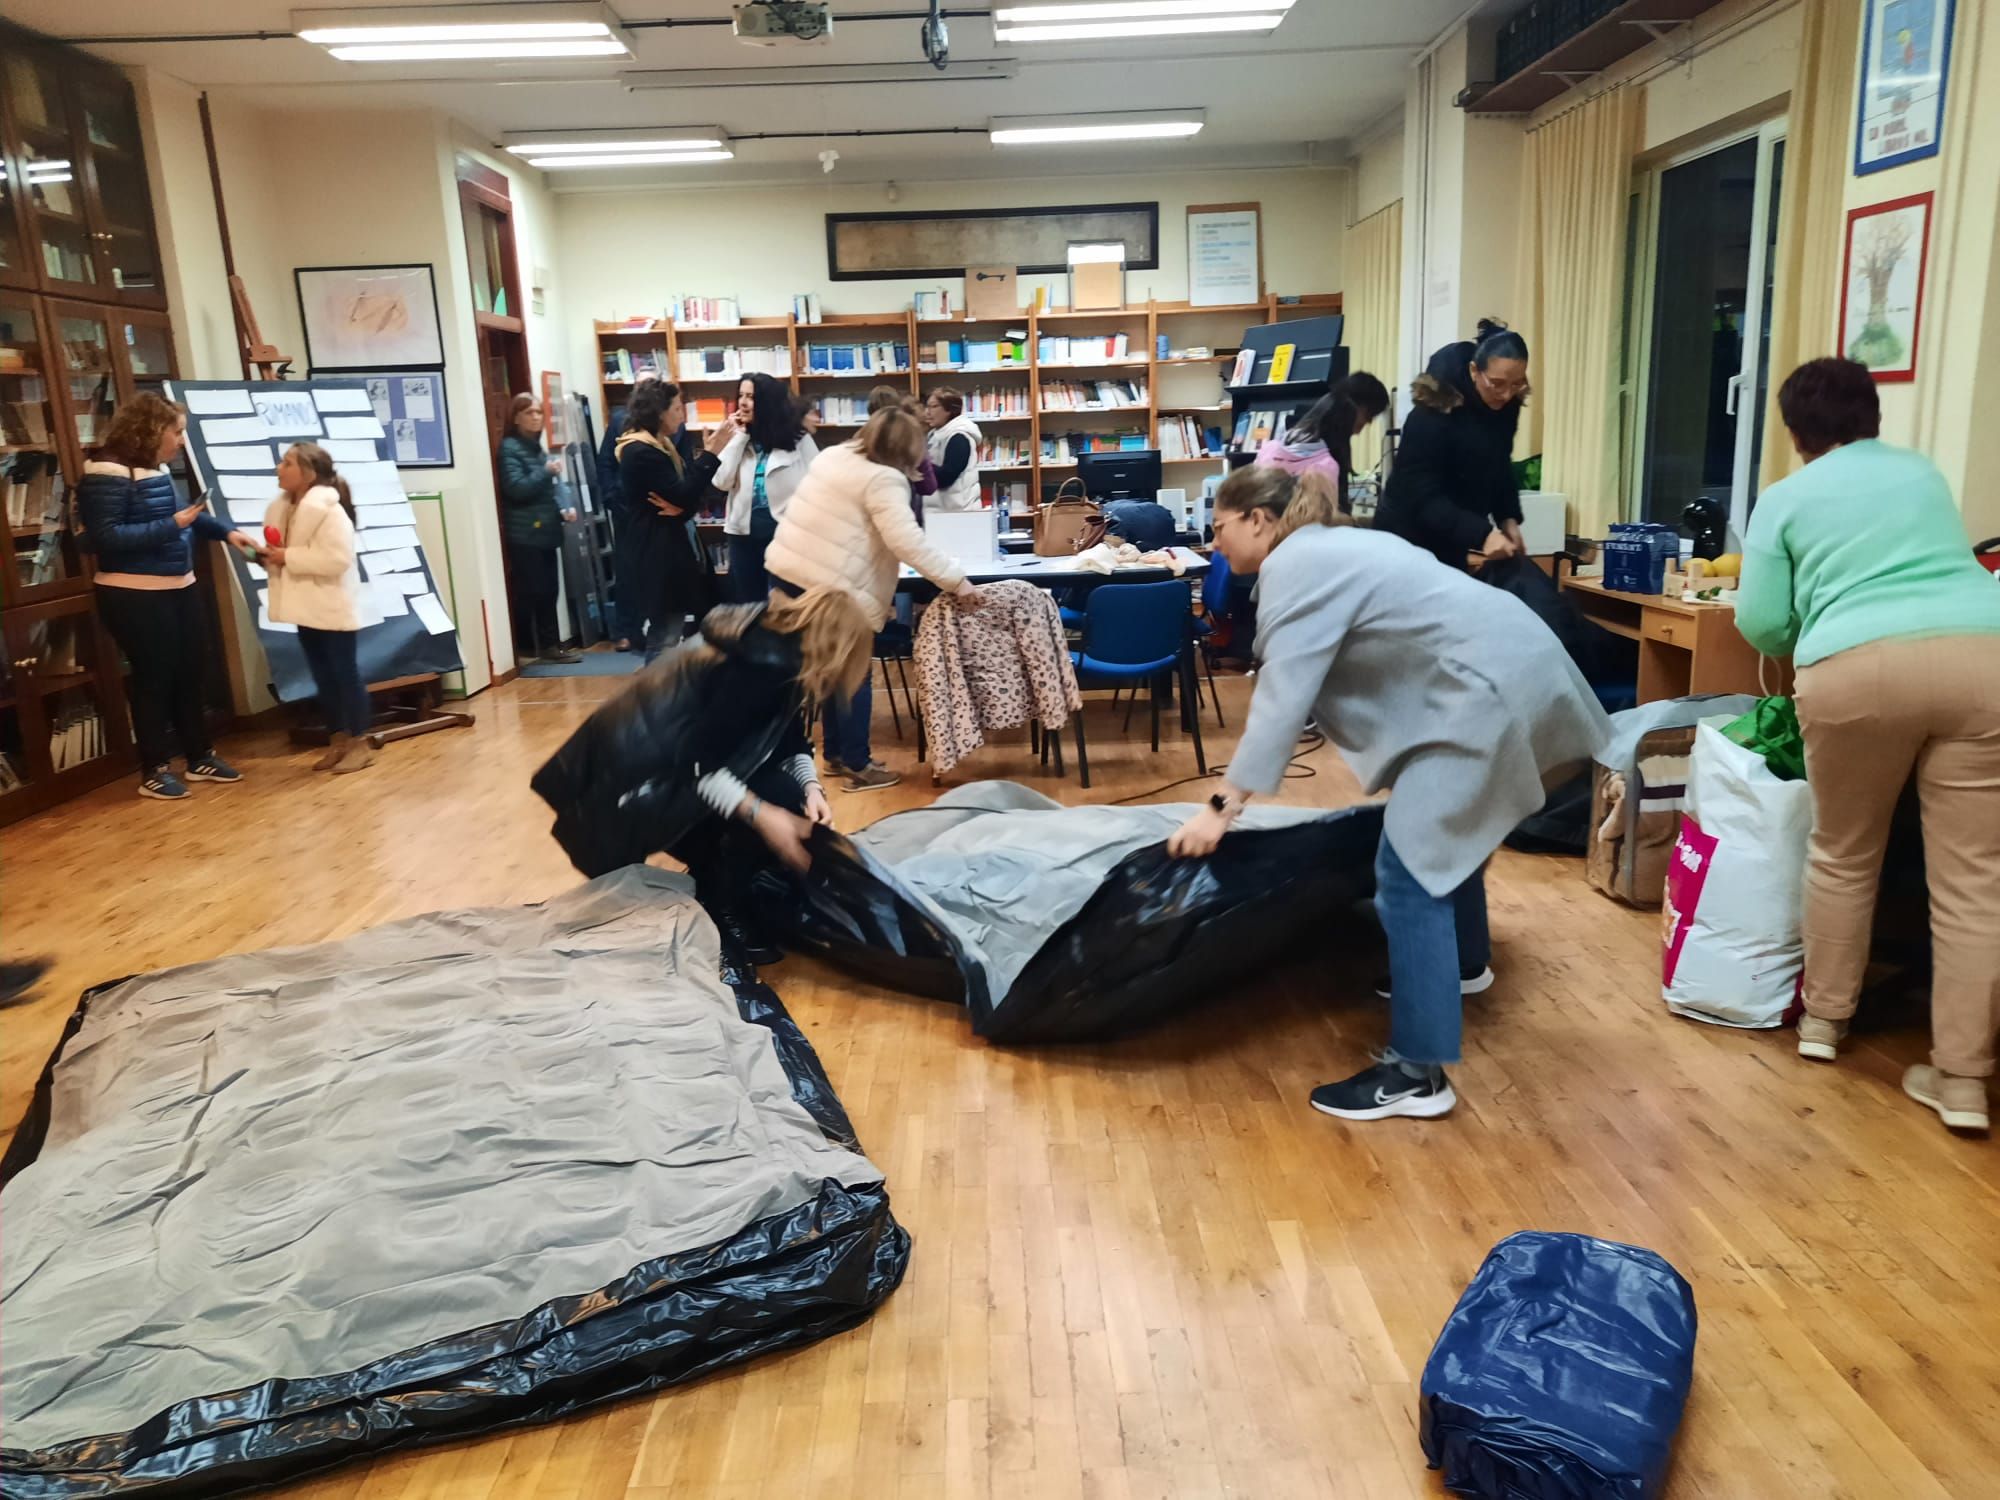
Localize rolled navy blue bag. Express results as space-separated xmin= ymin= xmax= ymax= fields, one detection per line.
xmin=1420 ymin=1231 xmax=1697 ymax=1499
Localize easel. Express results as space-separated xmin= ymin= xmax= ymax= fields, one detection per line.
xmin=229 ymin=275 xmax=294 ymax=381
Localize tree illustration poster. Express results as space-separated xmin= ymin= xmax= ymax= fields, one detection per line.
xmin=1840 ymin=194 xmax=1932 ymax=384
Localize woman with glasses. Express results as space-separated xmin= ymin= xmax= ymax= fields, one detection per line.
xmin=1375 ymin=318 xmax=1531 ymax=569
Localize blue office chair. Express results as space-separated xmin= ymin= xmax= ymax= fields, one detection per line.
xmin=1067 ymin=579 xmax=1207 ymax=789
xmin=1187 ymin=550 xmax=1232 ymax=728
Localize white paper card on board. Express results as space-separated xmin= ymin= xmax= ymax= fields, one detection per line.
xmin=184 ymin=389 xmax=253 ymax=415
xmin=365 ymin=378 xmax=393 ymax=422
xmin=343 ymin=460 xmax=405 ymax=505
xmin=206 ymin=444 xmax=274 ymax=472
xmin=321 ymin=438 xmax=380 ymax=463
xmin=357 ymin=525 xmax=420 ymax=552
xmin=369 ymin=546 xmax=422 ymax=572
xmin=392 ymin=420 xmax=420 ymax=464
xmin=217 ymin=472 xmax=275 ymax=503
xmin=370 ymin=579 xmax=411 ymax=618
xmin=255 ymin=590 xmax=297 ymax=635
xmin=355 ymin=500 xmax=417 ymax=529
xmin=312 ymin=387 xmax=373 ymax=413
xmin=324 ymin=415 xmax=386 ymax=441
xmin=383 ymin=570 xmax=431 ymax=593
xmin=252 ymin=391 xmax=323 ymax=436
xmin=246 ymin=561 xmax=268 ymax=581
xmin=411 ymin=593 xmax=454 ymax=635
xmin=202 ymin=416 xmax=271 ymax=445
xmin=401 ymin=376 xmax=437 ymax=423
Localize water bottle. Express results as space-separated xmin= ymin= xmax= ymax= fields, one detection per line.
xmin=998 ymin=495 xmax=1012 ymax=534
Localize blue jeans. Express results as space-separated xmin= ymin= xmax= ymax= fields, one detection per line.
xmin=1374 ymin=834 xmax=1490 ymax=1067
xmin=823 ymin=678 xmax=873 ymax=768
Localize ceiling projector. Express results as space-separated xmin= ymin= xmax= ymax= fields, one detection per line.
xmin=733 ymin=2 xmax=833 ymax=43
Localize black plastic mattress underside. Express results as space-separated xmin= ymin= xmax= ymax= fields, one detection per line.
xmin=0 ymin=973 xmax=908 ymax=1499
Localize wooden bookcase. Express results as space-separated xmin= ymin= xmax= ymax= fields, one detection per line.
xmin=593 ymin=293 xmax=1340 ymax=511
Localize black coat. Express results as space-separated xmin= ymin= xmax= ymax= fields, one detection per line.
xmin=618 ymin=430 xmax=720 ymax=630
xmin=1376 ymin=341 xmax=1524 ymax=569
xmin=531 ymin=603 xmax=811 ymax=876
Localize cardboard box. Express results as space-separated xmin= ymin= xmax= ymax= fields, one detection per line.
xmin=965 ymin=266 xmax=1018 ymax=320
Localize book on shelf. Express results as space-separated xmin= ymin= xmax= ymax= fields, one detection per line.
xmin=1268 ymin=343 xmax=1297 ymax=383
xmin=676 ymin=346 xmax=792 ymax=380
xmin=801 ymin=340 xmax=910 ymax=375
xmin=913 ymin=288 xmax=957 ymax=319
xmin=614 ymin=315 xmax=655 ymax=333
xmin=1038 ymin=379 xmax=1147 ymax=411
xmin=1228 ymin=348 xmax=1257 ymax=386
xmin=687 ymin=397 xmax=733 ymax=427
xmin=1244 ymin=410 xmax=1276 ymax=448
xmin=1036 ymin=332 xmax=1131 ymax=365
xmin=961 ymin=384 xmax=1032 ymax=418
xmin=791 ymin=293 xmax=823 ymax=324
xmin=668 ymin=295 xmax=742 ymax=328
xmin=815 ymin=393 xmax=876 ymax=425
xmin=1158 ymin=415 xmax=1225 ymax=461
xmin=0 ymin=751 xmax=24 ymax=795
xmin=1039 ymin=428 xmax=1148 ymax=462
xmin=976 ymin=437 xmax=1033 ymax=467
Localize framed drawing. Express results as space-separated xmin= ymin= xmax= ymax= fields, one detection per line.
xmin=1855 ymin=0 xmax=1956 ymax=175
xmin=335 ymin=370 xmax=454 ymax=467
xmin=296 ymin=264 xmax=446 ymax=370
xmin=540 ymin=371 xmax=567 ymax=448
xmin=1839 ymin=192 xmax=1933 ymax=384
xmin=826 ymin=202 xmax=1159 ymax=280
xmin=1187 ymin=202 xmax=1262 ymax=307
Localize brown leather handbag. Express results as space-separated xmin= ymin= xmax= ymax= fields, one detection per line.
xmin=1032 ymin=478 xmax=1101 ymax=556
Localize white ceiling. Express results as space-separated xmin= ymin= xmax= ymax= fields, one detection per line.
xmin=7 ymin=1 xmax=1465 ymax=187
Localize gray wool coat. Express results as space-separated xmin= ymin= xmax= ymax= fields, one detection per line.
xmin=1228 ymin=526 xmax=1611 ymax=896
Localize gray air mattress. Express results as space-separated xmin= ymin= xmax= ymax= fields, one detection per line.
xmin=0 ymin=867 xmax=908 ymax=1498
xmin=758 ymin=781 xmax=1385 ymax=1042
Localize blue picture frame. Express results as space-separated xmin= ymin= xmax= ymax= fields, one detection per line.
xmin=1855 ymin=0 xmax=1956 ymax=176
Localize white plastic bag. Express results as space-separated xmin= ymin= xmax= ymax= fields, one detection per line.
xmin=1661 ymin=721 xmax=1814 ymax=1028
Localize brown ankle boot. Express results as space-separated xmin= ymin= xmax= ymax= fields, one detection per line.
xmin=315 ymin=733 xmax=351 ymax=770
xmin=333 ymin=738 xmax=377 ymax=774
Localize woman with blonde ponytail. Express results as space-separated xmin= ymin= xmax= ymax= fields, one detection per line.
xmin=1167 ymin=463 xmax=1607 ymax=1124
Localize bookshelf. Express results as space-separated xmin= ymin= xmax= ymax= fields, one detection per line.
xmin=590 ymin=292 xmax=1341 ymax=509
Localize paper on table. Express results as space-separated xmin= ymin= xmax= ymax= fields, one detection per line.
xmin=312 ymin=387 xmax=373 ymax=413
xmin=321 ymin=438 xmax=381 ymax=463
xmin=184 ymin=389 xmax=253 ymax=415
xmin=202 ymin=416 xmax=272 ymax=445
xmin=370 ymin=578 xmax=410 ymax=618
xmin=217 ymin=472 xmax=275 ymax=504
xmin=357 ymin=525 xmax=420 ymax=552
xmin=205 ymin=444 xmax=275 ymax=472
xmin=324 ymin=415 xmax=386 ymax=441
xmin=410 ymin=593 xmax=454 ymax=636
xmin=255 ymin=590 xmax=297 ymax=635
xmin=367 ymin=546 xmax=422 ymax=572
xmin=355 ymin=500 xmax=418 ymax=529
xmin=401 ymin=376 xmax=438 ymax=423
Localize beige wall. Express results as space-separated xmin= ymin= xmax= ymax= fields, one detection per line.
xmin=551 ymin=166 xmax=1348 ymax=389
xmin=1351 ymin=116 xmax=1405 ymax=223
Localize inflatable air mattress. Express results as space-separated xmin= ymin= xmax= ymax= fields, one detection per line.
xmin=760 ymin=781 xmax=1384 ymax=1041
xmin=1 ymin=867 xmax=907 ymax=1498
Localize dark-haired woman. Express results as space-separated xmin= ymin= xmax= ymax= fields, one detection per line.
xmin=716 ymin=371 xmax=818 ymax=603
xmin=1738 ymin=357 xmax=2000 ymax=1134
xmin=617 ymin=381 xmax=733 ymax=663
xmin=1375 ymin=320 xmax=1529 ymax=567
xmin=77 ymin=391 xmax=256 ymax=800
xmin=1255 ymin=371 xmax=1391 ymax=512
xmin=500 ymin=392 xmax=577 ymax=665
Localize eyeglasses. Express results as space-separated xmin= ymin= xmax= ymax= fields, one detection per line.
xmin=1474 ymin=367 xmax=1531 ymax=399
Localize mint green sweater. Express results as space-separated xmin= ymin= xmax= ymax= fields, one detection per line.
xmin=1736 ymin=440 xmax=2000 ymax=667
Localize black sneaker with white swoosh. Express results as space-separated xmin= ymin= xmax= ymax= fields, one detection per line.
xmin=1309 ymin=1062 xmax=1457 ymax=1121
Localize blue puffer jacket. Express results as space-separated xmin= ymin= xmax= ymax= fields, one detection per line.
xmin=78 ymin=461 xmax=231 ymax=577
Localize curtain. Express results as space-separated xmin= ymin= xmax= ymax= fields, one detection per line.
xmin=1513 ymin=85 xmax=1642 ymax=538
xmin=1344 ymin=199 xmax=1403 ymax=474
xmin=1758 ymin=0 xmax=1862 ymax=489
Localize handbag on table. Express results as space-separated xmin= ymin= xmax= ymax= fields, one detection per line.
xmin=1033 ymin=478 xmax=1101 ymax=557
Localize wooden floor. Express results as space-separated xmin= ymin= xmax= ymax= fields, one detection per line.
xmin=7 ymin=663 xmax=2000 ymax=1500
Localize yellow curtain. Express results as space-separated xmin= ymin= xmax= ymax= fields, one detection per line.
xmin=1343 ymin=199 xmax=1402 ymax=474
xmin=1513 ymin=85 xmax=1642 ymax=538
xmin=1758 ymin=0 xmax=1862 ymax=488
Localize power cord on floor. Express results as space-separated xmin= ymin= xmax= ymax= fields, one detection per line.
xmin=1110 ymin=726 xmax=1327 ymax=805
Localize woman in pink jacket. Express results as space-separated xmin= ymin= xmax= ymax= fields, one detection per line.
xmin=1254 ymin=371 xmax=1390 ymax=513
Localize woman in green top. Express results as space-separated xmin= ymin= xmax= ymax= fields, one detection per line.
xmin=1738 ymin=357 xmax=2000 ymax=1133
xmin=499 ymin=393 xmax=578 ymax=665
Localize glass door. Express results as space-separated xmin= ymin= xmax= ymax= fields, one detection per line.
xmin=0 ymin=49 xmax=100 ymax=299
xmin=0 ymin=293 xmax=85 ymax=603
xmin=0 ymin=145 xmax=32 ymax=291
xmin=1631 ymin=119 xmax=1786 ymax=543
xmin=72 ymin=70 xmax=165 ymax=306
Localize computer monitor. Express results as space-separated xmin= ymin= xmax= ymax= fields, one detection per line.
xmin=1076 ymin=448 xmax=1162 ymax=502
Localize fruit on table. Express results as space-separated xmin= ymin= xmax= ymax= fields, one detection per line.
xmin=1708 ymin=553 xmax=1742 ymax=577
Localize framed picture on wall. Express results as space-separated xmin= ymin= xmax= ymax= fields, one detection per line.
xmin=296 ymin=264 xmax=446 ymax=370
xmin=1855 ymin=0 xmax=1956 ymax=175
xmin=1839 ymin=192 xmax=1933 ymax=383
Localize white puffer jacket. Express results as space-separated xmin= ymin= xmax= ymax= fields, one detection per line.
xmin=763 ymin=441 xmax=967 ymax=628
xmin=264 ymin=486 xmax=376 ymax=632
xmin=715 ymin=430 xmax=819 ymax=535
xmin=927 ymin=413 xmax=984 ymax=512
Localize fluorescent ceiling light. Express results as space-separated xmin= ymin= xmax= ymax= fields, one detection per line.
xmin=295 ymin=4 xmax=632 ymax=61
xmin=622 ymin=60 xmax=1017 ymax=90
xmin=504 ymin=131 xmax=727 ymax=155
xmin=993 ymin=1 xmax=1294 ymax=42
xmin=990 ymin=111 xmax=1204 ymax=144
xmin=526 ymin=150 xmax=734 ymax=168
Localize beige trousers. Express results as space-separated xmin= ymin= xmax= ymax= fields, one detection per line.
xmin=1795 ymin=635 xmax=2000 ymax=1077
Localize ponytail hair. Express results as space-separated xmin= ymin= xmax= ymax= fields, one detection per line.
xmin=283 ymin=441 xmax=355 ymax=522
xmin=1473 ymin=317 xmax=1530 ymax=367
xmin=1214 ymin=464 xmax=1348 ymax=546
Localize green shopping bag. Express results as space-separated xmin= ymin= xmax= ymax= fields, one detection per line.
xmin=1721 ymin=696 xmax=1806 ymax=782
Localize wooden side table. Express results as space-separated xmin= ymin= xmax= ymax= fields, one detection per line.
xmin=1561 ymin=574 xmax=1788 ymax=702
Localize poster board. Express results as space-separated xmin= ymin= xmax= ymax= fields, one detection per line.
xmin=165 ymin=377 xmax=465 ymax=703
xmin=1187 ymin=202 xmax=1263 ymax=307
xmin=307 ymin=369 xmax=453 ymax=468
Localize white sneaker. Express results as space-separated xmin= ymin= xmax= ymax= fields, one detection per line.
xmin=1796 ymin=1014 xmax=1848 ymax=1062
xmin=1376 ymin=965 xmax=1494 ymax=1001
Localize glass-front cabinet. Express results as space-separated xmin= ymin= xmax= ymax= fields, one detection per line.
xmin=0 ymin=293 xmax=83 ymax=603
xmin=1 ymin=593 xmax=132 ymax=812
